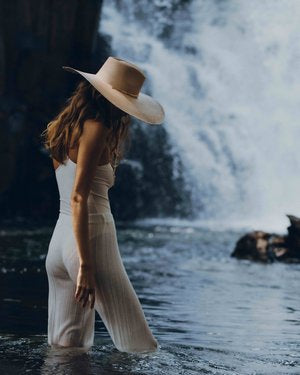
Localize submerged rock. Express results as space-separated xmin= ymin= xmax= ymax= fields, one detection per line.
xmin=231 ymin=215 xmax=300 ymax=263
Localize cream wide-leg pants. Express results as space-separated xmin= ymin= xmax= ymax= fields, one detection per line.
xmin=45 ymin=212 xmax=158 ymax=353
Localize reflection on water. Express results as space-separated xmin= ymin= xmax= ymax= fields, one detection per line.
xmin=41 ymin=346 xmax=99 ymax=375
xmin=0 ymin=222 xmax=300 ymax=374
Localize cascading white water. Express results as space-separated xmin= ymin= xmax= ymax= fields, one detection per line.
xmin=100 ymin=0 xmax=300 ymax=231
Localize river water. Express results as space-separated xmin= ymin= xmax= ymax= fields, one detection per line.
xmin=0 ymin=221 xmax=299 ymax=374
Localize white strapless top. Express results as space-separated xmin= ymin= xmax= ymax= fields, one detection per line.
xmin=55 ymin=157 xmax=115 ymax=216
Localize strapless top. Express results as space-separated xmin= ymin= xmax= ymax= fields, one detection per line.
xmin=55 ymin=157 xmax=115 ymax=217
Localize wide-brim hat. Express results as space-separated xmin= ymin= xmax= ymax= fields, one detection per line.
xmin=62 ymin=56 xmax=165 ymax=125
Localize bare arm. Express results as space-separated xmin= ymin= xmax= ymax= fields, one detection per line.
xmin=71 ymin=118 xmax=109 ymax=308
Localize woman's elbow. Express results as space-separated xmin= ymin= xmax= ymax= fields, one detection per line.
xmin=71 ymin=192 xmax=88 ymax=209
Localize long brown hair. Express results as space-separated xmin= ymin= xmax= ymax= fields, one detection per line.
xmin=41 ymin=80 xmax=131 ymax=172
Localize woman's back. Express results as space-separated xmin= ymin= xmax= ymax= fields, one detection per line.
xmin=52 ymin=134 xmax=113 ymax=171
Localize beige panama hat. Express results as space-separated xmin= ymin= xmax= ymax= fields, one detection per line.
xmin=62 ymin=56 xmax=165 ymax=125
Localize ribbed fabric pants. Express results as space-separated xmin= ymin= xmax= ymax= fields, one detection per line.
xmin=45 ymin=212 xmax=158 ymax=353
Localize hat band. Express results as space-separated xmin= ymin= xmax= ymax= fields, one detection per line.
xmin=111 ymin=85 xmax=139 ymax=98
xmin=97 ymin=71 xmax=141 ymax=97
xmin=96 ymin=59 xmax=145 ymax=99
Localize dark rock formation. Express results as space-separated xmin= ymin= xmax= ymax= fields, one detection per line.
xmin=0 ymin=0 xmax=105 ymax=222
xmin=109 ymin=121 xmax=193 ymax=221
xmin=231 ymin=215 xmax=300 ymax=263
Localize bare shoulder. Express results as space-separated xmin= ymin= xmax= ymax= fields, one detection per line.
xmin=81 ymin=118 xmax=109 ymax=138
xmin=78 ymin=119 xmax=110 ymax=154
xmin=72 ymin=119 xmax=110 ymax=198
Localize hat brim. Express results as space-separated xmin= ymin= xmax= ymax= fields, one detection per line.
xmin=62 ymin=66 xmax=165 ymax=125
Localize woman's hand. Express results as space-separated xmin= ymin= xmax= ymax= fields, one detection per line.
xmin=75 ymin=264 xmax=96 ymax=309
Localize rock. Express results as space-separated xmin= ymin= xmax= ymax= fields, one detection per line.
xmin=231 ymin=215 xmax=300 ymax=263
xmin=286 ymin=215 xmax=300 ymax=253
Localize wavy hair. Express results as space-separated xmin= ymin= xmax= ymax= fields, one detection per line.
xmin=41 ymin=80 xmax=131 ymax=172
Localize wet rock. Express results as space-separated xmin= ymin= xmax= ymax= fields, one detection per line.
xmin=231 ymin=215 xmax=300 ymax=263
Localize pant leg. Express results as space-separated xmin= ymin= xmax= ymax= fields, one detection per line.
xmin=45 ymin=216 xmax=95 ymax=348
xmin=90 ymin=212 xmax=159 ymax=353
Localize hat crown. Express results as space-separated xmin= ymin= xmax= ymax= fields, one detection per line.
xmin=96 ymin=57 xmax=146 ymax=98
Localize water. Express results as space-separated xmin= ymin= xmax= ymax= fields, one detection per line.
xmin=1 ymin=223 xmax=300 ymax=374
xmin=100 ymin=0 xmax=300 ymax=231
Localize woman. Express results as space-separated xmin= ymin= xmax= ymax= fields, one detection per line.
xmin=41 ymin=57 xmax=165 ymax=353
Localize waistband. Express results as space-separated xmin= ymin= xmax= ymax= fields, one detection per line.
xmin=57 ymin=211 xmax=114 ymax=224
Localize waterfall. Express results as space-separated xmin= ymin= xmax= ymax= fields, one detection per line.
xmin=100 ymin=0 xmax=300 ymax=231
